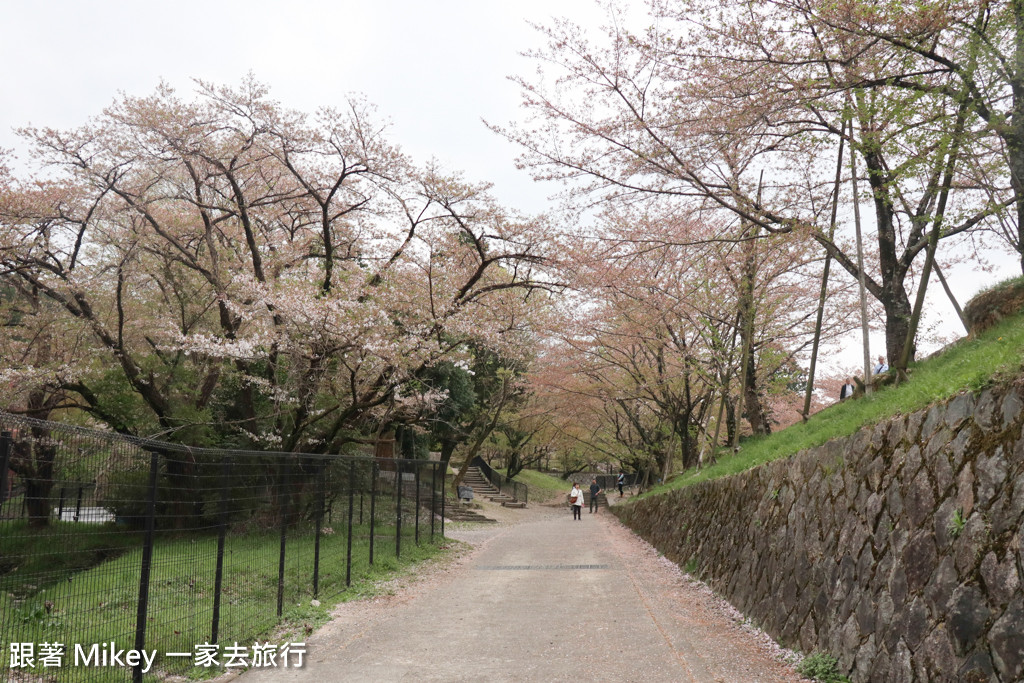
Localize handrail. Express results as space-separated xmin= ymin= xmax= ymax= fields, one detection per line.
xmin=595 ymin=473 xmax=641 ymax=493
xmin=471 ymin=456 xmax=528 ymax=504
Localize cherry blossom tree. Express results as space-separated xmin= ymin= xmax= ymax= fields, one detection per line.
xmin=0 ymin=79 xmax=553 ymax=459
xmin=530 ymin=201 xmax=851 ymax=476
xmin=776 ymin=0 xmax=1024 ymax=273
xmin=498 ymin=0 xmax=1014 ymax=366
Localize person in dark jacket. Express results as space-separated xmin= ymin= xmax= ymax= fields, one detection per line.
xmin=840 ymin=378 xmax=855 ymax=400
xmin=589 ymin=479 xmax=602 ymax=513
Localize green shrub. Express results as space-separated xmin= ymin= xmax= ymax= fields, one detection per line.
xmin=796 ymin=652 xmax=850 ymax=683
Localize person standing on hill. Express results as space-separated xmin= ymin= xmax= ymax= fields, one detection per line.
xmin=840 ymin=378 xmax=855 ymax=400
xmin=616 ymin=472 xmax=626 ymax=497
xmin=589 ymin=478 xmax=602 ymax=513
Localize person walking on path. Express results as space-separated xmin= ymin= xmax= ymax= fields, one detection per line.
xmin=617 ymin=471 xmax=626 ymax=497
xmin=569 ymin=482 xmax=583 ymax=520
xmin=589 ymin=478 xmax=602 ymax=513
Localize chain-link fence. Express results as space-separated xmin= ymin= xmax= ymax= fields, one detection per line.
xmin=0 ymin=412 xmax=446 ymax=682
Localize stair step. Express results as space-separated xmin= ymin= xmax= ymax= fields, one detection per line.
xmin=456 ymin=467 xmax=527 ymax=508
xmin=444 ymin=510 xmax=497 ymax=523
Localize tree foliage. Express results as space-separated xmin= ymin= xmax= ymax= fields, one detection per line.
xmin=498 ymin=0 xmax=1021 ymax=366
xmin=0 ymin=79 xmax=552 ymax=456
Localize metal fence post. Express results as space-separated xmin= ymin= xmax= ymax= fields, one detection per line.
xmin=346 ymin=460 xmax=355 ymax=586
xmin=1 ymin=431 xmax=12 ymax=510
xmin=430 ymin=463 xmax=436 ymax=541
xmin=133 ymin=450 xmax=160 ymax=683
xmin=74 ymin=485 xmax=84 ymax=522
xmin=211 ymin=458 xmax=232 ymax=644
xmin=414 ymin=464 xmax=421 ymax=546
xmin=395 ymin=461 xmax=403 ymax=560
xmin=57 ymin=486 xmax=65 ymax=522
xmin=313 ymin=460 xmax=325 ymax=598
xmin=277 ymin=458 xmax=290 ymax=619
xmin=369 ymin=461 xmax=377 ymax=566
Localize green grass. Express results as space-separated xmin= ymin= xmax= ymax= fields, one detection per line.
xmin=972 ymin=273 xmax=1024 ymax=298
xmin=0 ymin=520 xmax=143 ymax=595
xmin=640 ymin=309 xmax=1024 ymax=499
xmin=498 ymin=468 xmax=570 ymax=501
xmin=1 ymin=517 xmax=451 ymax=682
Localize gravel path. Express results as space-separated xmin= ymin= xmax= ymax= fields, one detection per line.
xmin=234 ymin=500 xmax=805 ymax=682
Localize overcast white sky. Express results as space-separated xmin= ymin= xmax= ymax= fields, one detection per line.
xmin=1 ymin=0 xmax=1019 ymax=377
xmin=1 ymin=0 xmax=607 ymax=212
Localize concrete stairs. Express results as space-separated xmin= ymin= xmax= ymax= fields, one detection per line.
xmin=443 ymin=501 xmax=498 ymax=524
xmin=439 ymin=468 xmax=502 ymax=523
xmin=461 ymin=467 xmax=527 ymax=508
xmin=582 ymin=490 xmax=609 ymax=509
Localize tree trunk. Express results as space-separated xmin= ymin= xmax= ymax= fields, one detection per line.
xmin=725 ymin=398 xmax=737 ymax=446
xmin=863 ymin=164 xmax=917 ymax=365
xmin=882 ymin=287 xmax=913 ymax=368
xmin=506 ymin=451 xmax=524 ymax=479
xmin=804 ymin=123 xmax=846 ymax=420
xmin=1012 ymin=0 xmax=1024 ymax=273
xmin=1010 ymin=119 xmax=1024 ymax=274
xmin=1009 ymin=132 xmax=1024 ymax=274
xmin=735 ymin=219 xmax=769 ymax=439
xmin=19 ymin=334 xmax=59 ymax=528
xmin=744 ymin=347 xmax=771 ymax=436
xmin=438 ymin=438 xmax=457 ymax=471
xmin=449 ymin=377 xmax=512 ymax=495
xmin=850 ymin=112 xmax=876 ymax=386
xmin=897 ymin=100 xmax=968 ymax=375
xmin=934 ymin=263 xmax=969 ymax=333
xmin=18 ymin=423 xmax=57 ymax=529
xmin=23 ymin=465 xmax=54 ymax=528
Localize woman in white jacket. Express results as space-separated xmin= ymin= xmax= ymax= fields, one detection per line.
xmin=569 ymin=483 xmax=584 ymax=520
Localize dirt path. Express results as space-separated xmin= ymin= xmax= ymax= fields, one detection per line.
xmin=235 ymin=501 xmax=804 ymax=682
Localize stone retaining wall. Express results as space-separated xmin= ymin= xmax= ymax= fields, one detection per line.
xmin=611 ymin=381 xmax=1024 ymax=682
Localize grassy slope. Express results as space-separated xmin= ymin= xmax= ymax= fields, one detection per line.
xmin=499 ymin=468 xmax=569 ymax=502
xmin=0 ymin=521 xmax=143 ymax=593
xmin=643 ymin=307 xmax=1024 ymax=499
